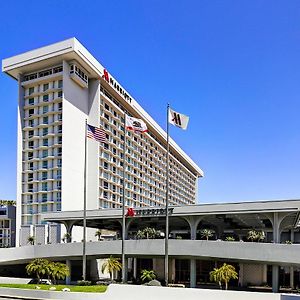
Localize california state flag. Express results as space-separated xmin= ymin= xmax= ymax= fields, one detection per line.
xmin=169 ymin=108 xmax=189 ymax=130
xmin=125 ymin=115 xmax=148 ymax=133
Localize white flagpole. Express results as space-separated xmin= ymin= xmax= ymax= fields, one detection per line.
xmin=165 ymin=103 xmax=170 ymax=286
xmin=82 ymin=119 xmax=87 ymax=281
xmin=121 ymin=113 xmax=127 ymax=283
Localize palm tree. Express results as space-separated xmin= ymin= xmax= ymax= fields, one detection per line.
xmin=95 ymin=229 xmax=102 ymax=241
xmin=62 ymin=233 xmax=71 ymax=243
xmin=200 ymin=229 xmax=215 ymax=241
xmin=141 ymin=269 xmax=156 ymax=282
xmin=136 ymin=229 xmax=145 ymax=239
xmin=27 ymin=236 xmax=35 ymax=245
xmin=48 ymin=262 xmax=70 ymax=284
xmin=101 ymin=256 xmax=122 ymax=280
xmin=26 ymin=259 xmax=50 ymax=282
xmin=210 ymin=263 xmax=238 ymax=290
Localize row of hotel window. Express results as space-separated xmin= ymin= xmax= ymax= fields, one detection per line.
xmin=25 ymin=148 xmax=62 ymax=160
xmin=25 ymin=192 xmax=61 ymax=203
xmin=25 ymin=159 xmax=62 ymax=171
xmin=25 ymin=203 xmax=61 ymax=214
xmin=26 ymin=136 xmax=62 ymax=149
xmin=26 ymin=107 xmax=62 ymax=119
xmin=23 ymin=66 xmax=63 ymax=82
xmin=25 ymin=181 xmax=61 ymax=192
xmin=25 ymin=170 xmax=61 ymax=181
xmin=26 ymin=125 xmax=62 ymax=138
xmin=26 ymin=80 xmax=62 ymax=94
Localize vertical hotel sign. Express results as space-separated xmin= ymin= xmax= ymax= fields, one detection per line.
xmin=102 ymin=69 xmax=132 ymax=104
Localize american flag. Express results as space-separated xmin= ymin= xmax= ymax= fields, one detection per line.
xmin=87 ymin=124 xmax=107 ymax=143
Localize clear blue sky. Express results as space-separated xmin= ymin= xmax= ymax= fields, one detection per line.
xmin=0 ymin=0 xmax=300 ymax=204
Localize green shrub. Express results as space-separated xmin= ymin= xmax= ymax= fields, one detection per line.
xmin=77 ymin=280 xmax=92 ymax=286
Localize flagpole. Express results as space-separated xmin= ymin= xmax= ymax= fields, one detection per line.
xmin=165 ymin=103 xmax=170 ymax=286
xmin=121 ymin=113 xmax=126 ymax=284
xmin=82 ymin=119 xmax=87 ymax=281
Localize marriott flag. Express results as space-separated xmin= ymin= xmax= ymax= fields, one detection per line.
xmin=168 ymin=108 xmax=189 ymax=130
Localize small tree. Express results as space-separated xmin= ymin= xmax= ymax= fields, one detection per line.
xmin=101 ymin=256 xmax=122 ymax=280
xmin=62 ymin=233 xmax=71 ymax=243
xmin=141 ymin=269 xmax=156 ymax=282
xmin=26 ymin=259 xmax=49 ymax=282
xmin=210 ymin=263 xmax=238 ymax=290
xmin=247 ymin=230 xmax=265 ymax=242
xmin=48 ymin=262 xmax=70 ymax=284
xmin=27 ymin=236 xmax=35 ymax=245
xmin=200 ymin=229 xmax=215 ymax=241
xmin=95 ymin=229 xmax=102 ymax=241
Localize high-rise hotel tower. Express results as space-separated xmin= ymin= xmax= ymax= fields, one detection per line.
xmin=2 ymin=38 xmax=203 ymax=245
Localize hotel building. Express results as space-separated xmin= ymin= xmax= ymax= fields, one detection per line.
xmin=2 ymin=38 xmax=203 ymax=245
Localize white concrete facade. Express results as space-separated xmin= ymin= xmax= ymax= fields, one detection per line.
xmin=2 ymin=38 xmax=203 ymax=245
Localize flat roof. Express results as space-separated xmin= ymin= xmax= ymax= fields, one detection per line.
xmin=42 ymin=199 xmax=300 ymax=231
xmin=2 ymin=37 xmax=203 ymax=177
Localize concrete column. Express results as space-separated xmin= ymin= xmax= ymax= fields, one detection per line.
xmin=263 ymin=264 xmax=268 ymax=283
xmin=239 ymin=263 xmax=244 ymax=287
xmin=290 ymin=266 xmax=294 ymax=289
xmin=133 ymin=258 xmax=137 ymax=280
xmin=272 ymin=265 xmax=279 ymax=293
xmin=66 ymin=260 xmax=71 ymax=285
xmin=184 ymin=216 xmax=202 ymax=240
xmin=273 ymin=213 xmax=280 ymax=243
xmin=190 ymin=259 xmax=196 ymax=288
xmin=291 ymin=229 xmax=295 ymax=243
xmin=123 ymin=257 xmax=128 ymax=282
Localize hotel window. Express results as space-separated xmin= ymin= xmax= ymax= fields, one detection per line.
xmin=103 ymin=191 xmax=108 ymax=199
xmin=43 ymin=94 xmax=49 ymax=102
xmin=103 ymin=162 xmax=108 ymax=170
xmin=41 ymin=204 xmax=48 ymax=213
xmin=28 ymin=98 xmax=34 ymax=105
xmin=103 ymin=181 xmax=109 ymax=189
xmin=43 ymin=106 xmax=49 ymax=114
xmin=57 ymin=181 xmax=61 ymax=189
xmin=58 ymin=80 xmax=63 ymax=88
xmin=42 ymin=116 xmax=48 ymax=124
xmin=58 ymin=125 xmax=62 ymax=133
xmin=57 ymin=159 xmax=62 ymax=167
xmin=42 ymin=150 xmax=48 ymax=158
xmin=43 ymin=139 xmax=48 ymax=146
xmin=28 ymin=152 xmax=33 ymax=160
xmin=28 ymin=173 xmax=33 ymax=182
xmin=28 ymin=162 xmax=34 ymax=171
xmin=42 ymin=171 xmax=47 ymax=180
xmin=29 ymin=119 xmax=34 ymax=127
xmin=42 ymin=160 xmax=48 ymax=169
xmin=28 ymin=184 xmax=33 ymax=192
xmin=58 ymin=91 xmax=63 ymax=98
xmin=43 ymin=83 xmax=49 ymax=92
xmin=42 ymin=193 xmax=47 ymax=202
xmin=57 ymin=169 xmax=61 ymax=179
xmin=58 ymin=136 xmax=62 ymax=144
xmin=58 ymin=102 xmax=62 ymax=111
xmin=29 ymin=87 xmax=34 ymax=95
xmin=57 ymin=192 xmax=61 ymax=201
xmin=28 ymin=141 xmax=34 ymax=149
xmin=28 ymin=109 xmax=34 ymax=117
xmin=42 ymin=128 xmax=48 ymax=136
xmin=57 ymin=147 xmax=62 ymax=156
xmin=57 ymin=203 xmax=61 ymax=211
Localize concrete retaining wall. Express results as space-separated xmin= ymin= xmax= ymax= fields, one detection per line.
xmin=0 ymin=284 xmax=299 ymax=300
